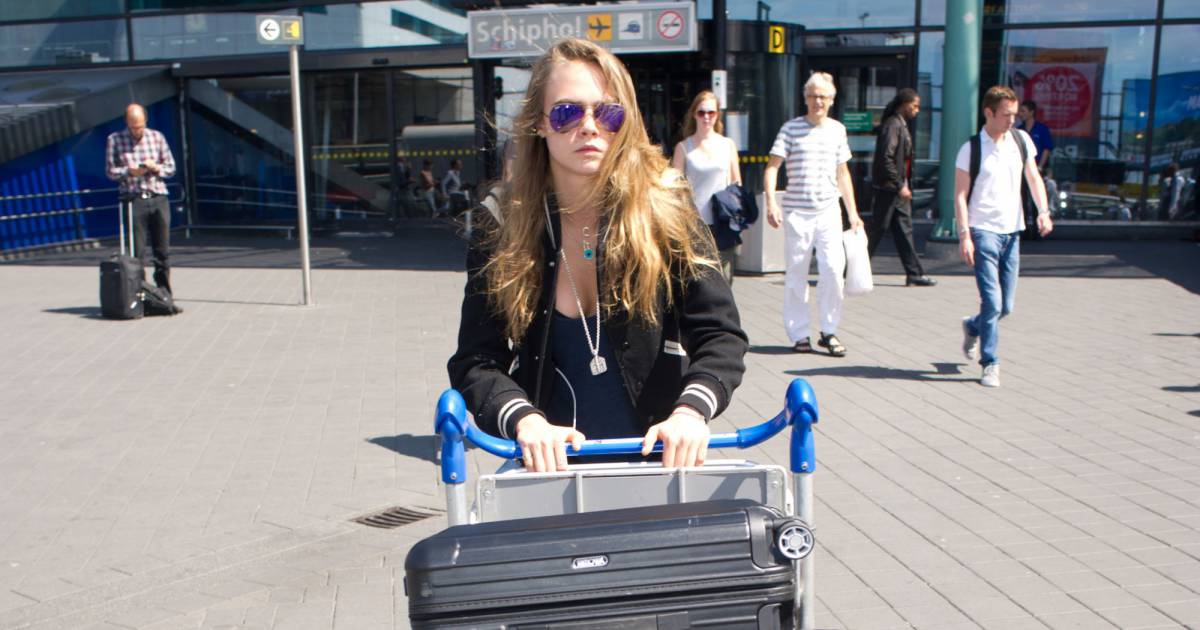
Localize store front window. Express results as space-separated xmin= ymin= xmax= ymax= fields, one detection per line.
xmin=998 ymin=26 xmax=1155 ymax=220
xmin=1149 ymin=24 xmax=1200 ymax=221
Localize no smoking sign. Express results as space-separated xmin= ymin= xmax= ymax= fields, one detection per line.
xmin=656 ymin=10 xmax=683 ymax=40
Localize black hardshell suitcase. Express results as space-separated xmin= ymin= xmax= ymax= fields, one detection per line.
xmin=405 ymin=499 xmax=800 ymax=629
xmin=100 ymin=198 xmax=144 ymax=320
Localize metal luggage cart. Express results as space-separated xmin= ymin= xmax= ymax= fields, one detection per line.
xmin=434 ymin=378 xmax=821 ymax=629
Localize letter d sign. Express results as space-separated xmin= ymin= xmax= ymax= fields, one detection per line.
xmin=769 ymin=25 xmax=785 ymax=54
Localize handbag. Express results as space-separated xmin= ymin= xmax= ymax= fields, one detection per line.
xmin=843 ymin=227 xmax=873 ymax=296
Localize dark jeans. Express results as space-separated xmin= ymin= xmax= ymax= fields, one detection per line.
xmin=130 ymin=195 xmax=171 ymax=292
xmin=866 ymin=189 xmax=925 ymax=278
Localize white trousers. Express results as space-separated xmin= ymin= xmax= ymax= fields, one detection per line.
xmin=783 ymin=203 xmax=846 ymax=342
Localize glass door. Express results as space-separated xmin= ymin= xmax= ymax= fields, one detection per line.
xmin=308 ymin=66 xmax=475 ymax=233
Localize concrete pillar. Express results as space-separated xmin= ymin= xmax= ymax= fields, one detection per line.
xmin=929 ymin=0 xmax=983 ymax=242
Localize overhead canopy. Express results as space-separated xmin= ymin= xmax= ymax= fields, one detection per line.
xmin=0 ymin=66 xmax=175 ymax=165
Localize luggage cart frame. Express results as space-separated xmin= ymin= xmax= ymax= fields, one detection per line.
xmin=435 ymin=378 xmax=821 ymax=630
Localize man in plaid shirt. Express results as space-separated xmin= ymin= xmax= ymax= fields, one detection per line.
xmin=106 ymin=103 xmax=177 ymax=294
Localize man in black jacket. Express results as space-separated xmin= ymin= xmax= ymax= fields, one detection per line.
xmin=867 ymin=89 xmax=936 ymax=287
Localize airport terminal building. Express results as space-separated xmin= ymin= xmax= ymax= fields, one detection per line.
xmin=1 ymin=0 xmax=1198 ymax=253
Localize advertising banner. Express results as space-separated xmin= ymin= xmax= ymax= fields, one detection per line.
xmin=1007 ymin=46 xmax=1107 ymax=140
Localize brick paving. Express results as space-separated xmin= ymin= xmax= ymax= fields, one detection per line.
xmin=0 ymin=228 xmax=1197 ymax=629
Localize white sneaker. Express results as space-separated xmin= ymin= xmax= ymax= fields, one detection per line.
xmin=980 ymin=363 xmax=1000 ymax=388
xmin=962 ymin=317 xmax=980 ymax=360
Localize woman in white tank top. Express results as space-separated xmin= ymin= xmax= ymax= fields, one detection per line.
xmin=671 ymin=90 xmax=743 ymax=284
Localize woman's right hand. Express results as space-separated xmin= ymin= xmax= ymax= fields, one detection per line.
xmin=515 ymin=414 xmax=586 ymax=472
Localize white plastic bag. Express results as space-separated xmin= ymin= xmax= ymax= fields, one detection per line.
xmin=843 ymin=228 xmax=873 ymax=296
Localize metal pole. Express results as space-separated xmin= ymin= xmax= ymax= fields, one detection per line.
xmin=796 ymin=472 xmax=815 ymax=630
xmin=929 ymin=0 xmax=983 ymax=242
xmin=446 ymin=484 xmax=469 ymax=527
xmin=289 ymin=44 xmax=313 ymax=306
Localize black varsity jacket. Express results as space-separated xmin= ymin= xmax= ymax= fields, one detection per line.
xmin=447 ymin=202 xmax=749 ymax=440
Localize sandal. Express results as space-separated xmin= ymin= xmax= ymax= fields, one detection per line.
xmin=818 ymin=333 xmax=847 ymax=357
xmin=792 ymin=338 xmax=813 ymax=353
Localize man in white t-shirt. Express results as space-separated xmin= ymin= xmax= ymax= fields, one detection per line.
xmin=764 ymin=72 xmax=864 ymax=357
xmin=954 ymin=86 xmax=1054 ymax=388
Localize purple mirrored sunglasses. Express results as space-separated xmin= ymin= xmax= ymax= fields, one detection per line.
xmin=546 ymin=102 xmax=625 ymax=134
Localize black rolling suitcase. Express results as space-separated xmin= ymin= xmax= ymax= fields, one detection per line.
xmin=405 ymin=499 xmax=801 ymax=629
xmin=100 ymin=198 xmax=144 ymax=320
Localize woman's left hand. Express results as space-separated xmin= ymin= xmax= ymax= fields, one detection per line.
xmin=848 ymin=214 xmax=865 ymax=232
xmin=642 ymin=407 xmax=710 ymax=468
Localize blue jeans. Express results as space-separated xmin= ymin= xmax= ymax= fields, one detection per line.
xmin=965 ymin=229 xmax=1020 ymax=366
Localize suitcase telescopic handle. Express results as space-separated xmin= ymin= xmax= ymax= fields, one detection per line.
xmin=434 ymin=378 xmax=819 ymax=486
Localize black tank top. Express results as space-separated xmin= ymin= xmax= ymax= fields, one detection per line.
xmin=544 ymin=311 xmax=640 ymax=440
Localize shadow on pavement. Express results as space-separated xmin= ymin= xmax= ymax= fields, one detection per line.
xmin=872 ymin=235 xmax=1200 ymax=295
xmin=3 ymin=221 xmax=469 ymax=272
xmin=748 ymin=345 xmax=797 ymax=355
xmin=787 ymin=361 xmax=974 ymax=382
xmin=367 ymin=434 xmax=442 ymax=465
xmin=1189 ymin=410 xmax=1200 ymax=418
xmin=178 ymin=297 xmax=298 ymax=307
xmin=1164 ymin=384 xmax=1200 ymax=393
xmin=1153 ymin=332 xmax=1200 ymax=338
xmin=43 ymin=306 xmax=105 ymax=319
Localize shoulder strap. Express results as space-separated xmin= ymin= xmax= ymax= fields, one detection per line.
xmin=1013 ymin=130 xmax=1031 ymax=209
xmin=967 ymin=134 xmax=981 ymax=208
xmin=1012 ymin=129 xmax=1029 ymax=164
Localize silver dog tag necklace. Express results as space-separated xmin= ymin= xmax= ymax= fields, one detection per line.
xmin=559 ymin=249 xmax=606 ymax=375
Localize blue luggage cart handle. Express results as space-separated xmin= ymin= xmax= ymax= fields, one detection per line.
xmin=436 ymin=378 xmax=819 ymax=485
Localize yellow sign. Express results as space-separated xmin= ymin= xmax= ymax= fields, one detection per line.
xmin=587 ymin=14 xmax=613 ymax=41
xmin=769 ymin=25 xmax=785 ymax=54
xmin=284 ymin=19 xmax=302 ymax=41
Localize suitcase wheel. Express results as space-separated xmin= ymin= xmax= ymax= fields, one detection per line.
xmin=775 ymin=520 xmax=814 ymax=560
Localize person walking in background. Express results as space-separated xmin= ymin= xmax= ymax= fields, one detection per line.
xmin=1158 ymin=163 xmax=1186 ymax=220
xmin=764 ymin=72 xmax=864 ymax=357
xmin=1017 ymin=100 xmax=1054 ymax=238
xmin=441 ymin=158 xmax=464 ymax=215
xmin=105 ymin=103 xmax=177 ymax=294
xmin=1016 ymin=100 xmax=1053 ymax=172
xmin=955 ymin=86 xmax=1053 ymax=388
xmin=672 ymin=90 xmax=743 ymax=285
xmin=866 ymin=88 xmax=935 ymax=287
xmin=419 ymin=159 xmax=437 ymax=216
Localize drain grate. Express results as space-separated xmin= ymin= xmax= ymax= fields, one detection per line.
xmin=352 ymin=505 xmax=443 ymax=529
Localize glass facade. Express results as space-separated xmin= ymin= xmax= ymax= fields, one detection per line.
xmin=0 ymin=0 xmax=1197 ymax=247
xmin=0 ymin=20 xmax=128 ymax=66
xmin=0 ymin=0 xmax=123 ymax=21
xmin=985 ymin=0 xmax=1156 ymax=23
xmin=996 ymin=26 xmax=1156 ymax=220
xmin=132 ymin=10 xmax=296 ymax=60
xmin=1165 ymin=0 xmax=1200 ymax=18
xmin=305 ymin=2 xmax=467 ymax=50
xmin=1150 ymin=24 xmax=1200 ymax=220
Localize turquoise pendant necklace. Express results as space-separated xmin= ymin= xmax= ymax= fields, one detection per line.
xmin=582 ymin=226 xmax=594 ymax=261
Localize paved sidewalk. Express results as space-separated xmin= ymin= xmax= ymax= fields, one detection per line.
xmin=0 ymin=230 xmax=1198 ymax=629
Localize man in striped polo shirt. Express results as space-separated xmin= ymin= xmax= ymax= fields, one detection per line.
xmin=764 ymin=72 xmax=864 ymax=357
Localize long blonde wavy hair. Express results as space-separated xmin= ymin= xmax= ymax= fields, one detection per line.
xmin=484 ymin=38 xmax=717 ymax=342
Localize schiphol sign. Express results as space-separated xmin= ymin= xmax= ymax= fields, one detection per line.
xmin=467 ymin=2 xmax=697 ymax=59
